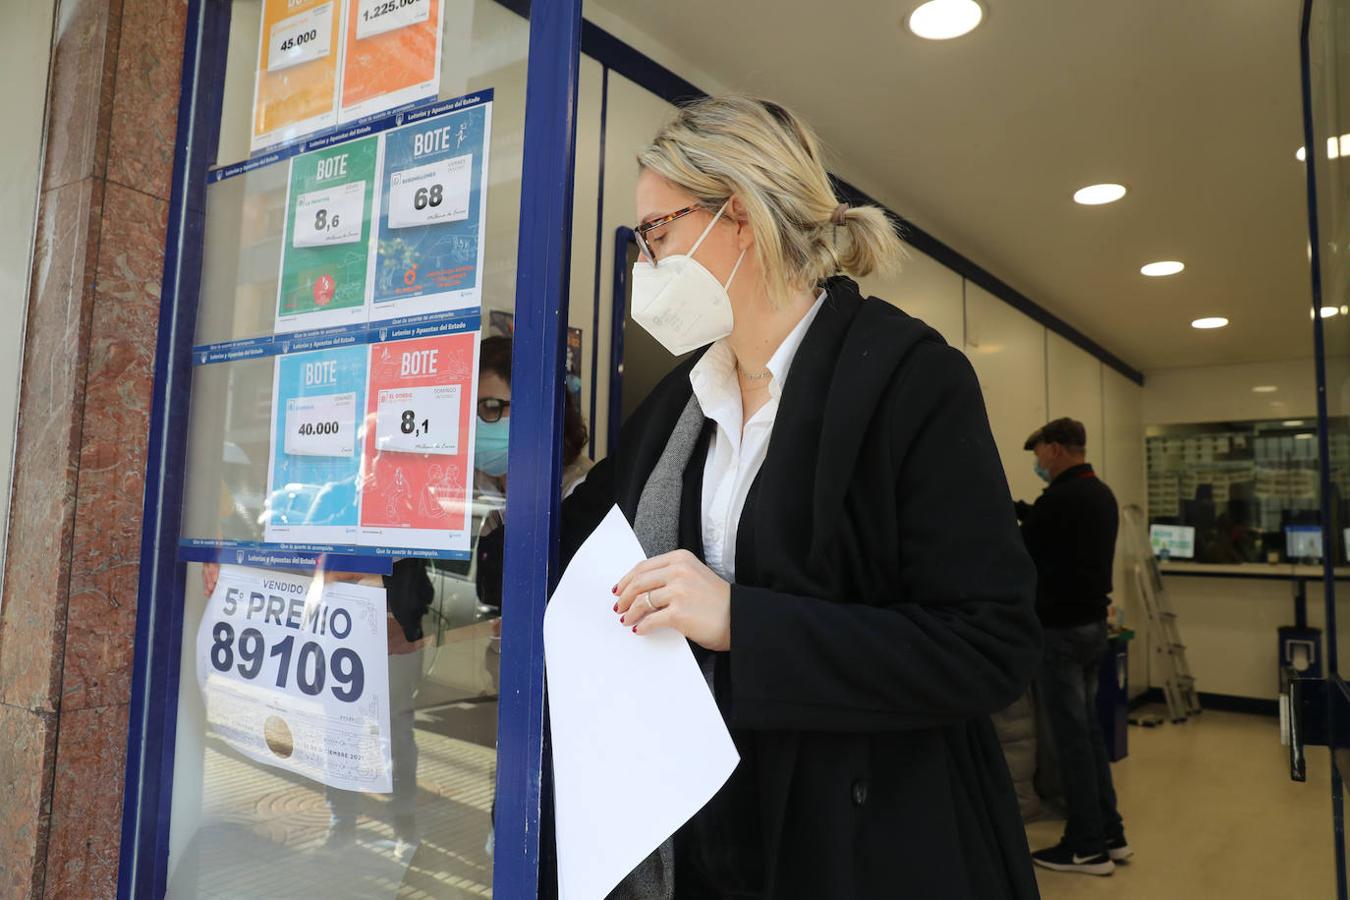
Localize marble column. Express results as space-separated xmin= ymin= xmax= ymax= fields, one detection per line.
xmin=0 ymin=0 xmax=188 ymax=896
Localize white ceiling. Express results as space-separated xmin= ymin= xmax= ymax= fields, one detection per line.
xmin=589 ymin=0 xmax=1337 ymax=373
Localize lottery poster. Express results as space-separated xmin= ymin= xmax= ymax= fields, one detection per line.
xmin=339 ymin=0 xmax=443 ymax=124
xmin=197 ymin=565 xmax=392 ymax=792
xmin=251 ymin=0 xmax=343 ymax=153
xmin=275 ymin=136 xmax=381 ymax=333
xmin=264 ymin=346 xmax=370 ymax=546
xmin=370 ymin=102 xmax=492 ymax=322
xmin=359 ymin=332 xmax=478 ymax=553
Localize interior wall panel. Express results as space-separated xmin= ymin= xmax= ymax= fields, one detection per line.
xmin=857 ymin=242 xmax=964 ymax=347
xmin=965 ymin=281 xmax=1048 ymax=505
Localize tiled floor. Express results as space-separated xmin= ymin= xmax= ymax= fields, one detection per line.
xmin=168 ymin=704 xmax=497 ymax=899
xmin=1025 ymin=706 xmax=1335 ymax=899
xmin=171 ymin=699 xmax=1336 ymax=898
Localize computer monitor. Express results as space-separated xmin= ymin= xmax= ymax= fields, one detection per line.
xmin=1285 ymin=524 xmax=1324 ymax=562
xmin=1150 ymin=524 xmax=1196 ymax=559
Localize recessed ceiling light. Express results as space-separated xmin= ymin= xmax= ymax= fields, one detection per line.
xmin=1283 ymin=420 xmax=1306 ymax=426
xmin=1321 ymin=306 xmax=1341 ymax=318
xmin=1253 ymin=385 xmax=1279 ymax=393
xmin=907 ymin=0 xmax=984 ymax=40
xmin=1296 ymin=433 xmax=1315 ymax=440
xmin=1073 ymin=183 xmax=1128 ymax=205
xmin=1191 ymin=316 xmax=1228 ymax=329
xmin=1142 ymin=260 xmax=1185 ymax=277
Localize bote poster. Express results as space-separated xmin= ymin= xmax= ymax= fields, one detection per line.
xmin=339 ymin=0 xmax=443 ymax=124
xmin=359 ymin=332 xmax=478 ymax=554
xmin=251 ymin=0 xmax=343 ymax=153
xmin=264 ymin=345 xmax=370 ymax=546
xmin=370 ymin=100 xmax=492 ymax=322
xmin=275 ymin=135 xmax=381 ymax=333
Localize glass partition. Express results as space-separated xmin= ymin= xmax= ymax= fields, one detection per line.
xmin=165 ymin=2 xmax=539 ymax=896
xmin=1305 ymin=0 xmax=1350 ymax=668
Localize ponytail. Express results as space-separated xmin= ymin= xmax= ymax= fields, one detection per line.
xmin=832 ymin=204 xmax=903 ymax=281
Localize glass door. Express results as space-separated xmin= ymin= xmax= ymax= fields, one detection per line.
xmin=1300 ymin=0 xmax=1350 ymax=895
xmin=118 ymin=0 xmax=582 ymax=897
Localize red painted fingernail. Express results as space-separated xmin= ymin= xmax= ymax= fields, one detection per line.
xmin=613 ymin=602 xmax=619 ymax=612
xmin=619 ymin=616 xmax=625 ymax=624
xmin=631 ymin=626 xmax=638 ymax=633
xmin=611 ymin=585 xmax=618 ymax=594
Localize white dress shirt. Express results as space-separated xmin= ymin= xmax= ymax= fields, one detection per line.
xmin=689 ymin=291 xmax=826 ymax=582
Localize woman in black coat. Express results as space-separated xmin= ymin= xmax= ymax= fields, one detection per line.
xmin=561 ymin=96 xmax=1042 ymax=899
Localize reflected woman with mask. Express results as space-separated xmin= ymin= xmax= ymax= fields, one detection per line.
xmin=559 ymin=96 xmax=1042 ymax=899
xmin=474 ymin=334 xmax=592 ymax=611
xmin=473 ymin=335 xmax=592 ymax=506
xmin=473 ymin=336 xmax=514 ymax=502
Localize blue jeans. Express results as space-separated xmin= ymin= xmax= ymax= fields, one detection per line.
xmin=1037 ymin=621 xmax=1124 ymax=853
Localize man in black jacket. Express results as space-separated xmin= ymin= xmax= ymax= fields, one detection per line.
xmin=1017 ymin=417 xmax=1131 ymax=877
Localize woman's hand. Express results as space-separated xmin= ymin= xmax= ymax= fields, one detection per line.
xmin=202 ymin=562 xmax=220 ymax=597
xmin=613 ymin=550 xmax=732 ymax=651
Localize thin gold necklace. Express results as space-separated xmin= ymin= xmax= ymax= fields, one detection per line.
xmin=736 ymin=364 xmax=772 ymax=381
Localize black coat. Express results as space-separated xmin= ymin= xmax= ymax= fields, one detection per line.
xmin=1016 ymin=463 xmax=1119 ymax=628
xmin=561 ymin=276 xmax=1043 ymax=899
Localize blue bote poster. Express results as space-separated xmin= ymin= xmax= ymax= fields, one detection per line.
xmin=263 ymin=344 xmax=371 ymax=547
xmin=369 ymin=98 xmax=492 ymax=321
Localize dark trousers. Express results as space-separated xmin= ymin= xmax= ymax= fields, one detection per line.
xmin=1037 ymin=620 xmax=1124 ymax=853
xmin=327 ymin=650 xmax=422 ymax=824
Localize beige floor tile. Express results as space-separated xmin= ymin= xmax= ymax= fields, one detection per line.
xmin=1025 ymin=707 xmax=1336 ymax=899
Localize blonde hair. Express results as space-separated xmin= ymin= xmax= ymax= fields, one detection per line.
xmin=638 ymin=95 xmax=902 ymax=307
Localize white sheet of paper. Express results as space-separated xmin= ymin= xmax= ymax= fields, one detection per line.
xmin=545 ymin=506 xmax=740 ymax=900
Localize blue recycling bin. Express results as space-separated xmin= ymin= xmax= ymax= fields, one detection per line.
xmin=1096 ymin=630 xmax=1132 ymax=762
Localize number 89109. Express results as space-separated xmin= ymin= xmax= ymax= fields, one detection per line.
xmin=210 ymin=622 xmax=365 ymax=702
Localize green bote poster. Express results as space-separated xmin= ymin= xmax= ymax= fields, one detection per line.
xmin=275 ymin=135 xmax=379 ymax=332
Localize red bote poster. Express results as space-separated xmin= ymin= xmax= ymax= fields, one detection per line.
xmin=358 ymin=332 xmax=478 ymax=554
xmin=338 ymin=0 xmax=443 ymax=124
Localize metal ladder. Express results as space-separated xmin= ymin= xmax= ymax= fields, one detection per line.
xmin=1122 ymin=505 xmax=1203 ymax=723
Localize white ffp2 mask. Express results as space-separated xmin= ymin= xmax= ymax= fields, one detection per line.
xmin=631 ymin=200 xmax=747 ymax=356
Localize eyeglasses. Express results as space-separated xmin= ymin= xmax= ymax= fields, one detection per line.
xmin=634 ymin=204 xmax=708 ymax=266
xmin=478 ymin=398 xmax=510 ymax=423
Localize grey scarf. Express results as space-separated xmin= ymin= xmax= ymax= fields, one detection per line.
xmin=606 ymin=394 xmax=707 ymax=900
